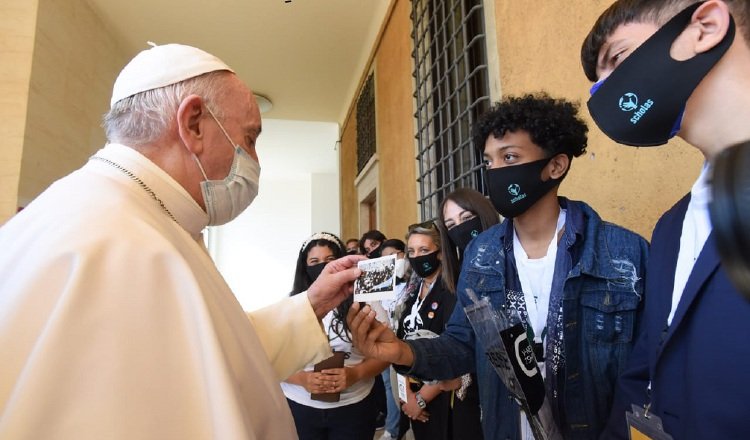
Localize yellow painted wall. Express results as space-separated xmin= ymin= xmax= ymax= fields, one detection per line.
xmin=341 ymin=0 xmax=702 ymax=243
xmin=340 ymin=0 xmax=417 ymax=242
xmin=492 ymin=0 xmax=703 ymax=239
xmin=340 ymin=114 xmax=359 ymax=241
xmin=375 ymin=0 xmax=417 ymax=241
xmin=0 ymin=0 xmax=38 ymax=223
xmin=18 ymin=0 xmax=127 ymax=206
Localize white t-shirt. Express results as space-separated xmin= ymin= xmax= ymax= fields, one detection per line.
xmin=282 ymin=309 xmax=375 ymax=409
xmin=513 ymin=209 xmax=566 ymax=440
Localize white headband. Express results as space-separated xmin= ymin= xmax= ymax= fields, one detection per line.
xmin=301 ymin=232 xmax=343 ymax=253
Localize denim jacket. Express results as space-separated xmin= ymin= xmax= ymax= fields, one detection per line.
xmin=398 ymin=198 xmax=648 ymax=440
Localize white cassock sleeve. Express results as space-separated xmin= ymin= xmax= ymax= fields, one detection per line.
xmin=247 ymin=292 xmax=332 ymax=380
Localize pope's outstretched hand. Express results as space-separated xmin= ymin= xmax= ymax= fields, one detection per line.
xmin=307 ymin=254 xmax=365 ymax=319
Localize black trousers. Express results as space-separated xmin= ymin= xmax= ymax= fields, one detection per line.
xmin=287 ymin=387 xmax=378 ymax=440
xmin=450 ymin=378 xmax=484 ymax=440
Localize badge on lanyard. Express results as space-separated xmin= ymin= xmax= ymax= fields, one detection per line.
xmin=626 ymin=404 xmax=673 ymax=440
xmin=396 ymin=373 xmax=408 ymax=402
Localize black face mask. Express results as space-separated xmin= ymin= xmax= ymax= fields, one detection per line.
xmin=409 ymin=251 xmax=441 ymax=279
xmin=367 ymin=245 xmax=382 ymax=259
xmin=447 ymin=216 xmax=484 ymax=254
xmin=587 ymin=3 xmax=735 ymax=147
xmin=346 ymin=249 xmax=358 ymax=256
xmin=486 ymin=158 xmax=562 ymax=218
xmin=305 ymin=262 xmax=326 ymax=283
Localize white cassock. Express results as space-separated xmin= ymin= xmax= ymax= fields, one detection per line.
xmin=0 ymin=144 xmax=331 ymax=439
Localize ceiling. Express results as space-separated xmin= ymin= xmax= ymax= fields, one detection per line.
xmin=85 ymin=0 xmax=392 ymax=124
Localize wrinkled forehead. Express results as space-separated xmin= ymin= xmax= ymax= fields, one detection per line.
xmin=221 ymin=78 xmax=262 ymax=133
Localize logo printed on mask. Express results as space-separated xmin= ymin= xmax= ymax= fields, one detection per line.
xmin=619 ymin=93 xmax=638 ymax=111
xmin=620 ymin=92 xmax=655 ymax=125
xmin=629 ymin=99 xmax=654 ymax=125
xmin=409 ymin=251 xmax=440 ymax=278
xmin=507 ymin=183 xmax=526 ymax=204
xmin=447 ymin=216 xmax=484 ymax=254
xmin=487 ymin=157 xmax=561 ymax=218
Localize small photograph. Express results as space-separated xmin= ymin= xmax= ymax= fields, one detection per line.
xmin=353 ymin=254 xmax=397 ymax=302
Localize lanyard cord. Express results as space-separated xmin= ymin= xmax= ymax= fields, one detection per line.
xmin=513 ymin=209 xmax=566 ymax=344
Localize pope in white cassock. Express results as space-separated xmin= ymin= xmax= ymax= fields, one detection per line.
xmin=0 ymin=44 xmax=363 ymax=439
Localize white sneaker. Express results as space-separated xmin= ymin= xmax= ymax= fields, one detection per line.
xmin=380 ymin=432 xmax=397 ymax=440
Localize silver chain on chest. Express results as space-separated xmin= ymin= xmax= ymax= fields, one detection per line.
xmin=90 ymin=156 xmax=179 ymax=225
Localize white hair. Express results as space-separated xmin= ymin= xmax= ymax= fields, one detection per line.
xmin=102 ymin=70 xmax=231 ymax=146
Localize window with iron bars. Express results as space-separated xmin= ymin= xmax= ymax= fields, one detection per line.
xmin=357 ymin=73 xmax=377 ymax=173
xmin=411 ymin=0 xmax=491 ymax=220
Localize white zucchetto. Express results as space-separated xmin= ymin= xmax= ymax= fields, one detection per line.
xmin=110 ymin=43 xmax=234 ymax=107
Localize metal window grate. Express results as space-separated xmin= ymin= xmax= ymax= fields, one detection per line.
xmin=357 ymin=73 xmax=377 ymax=173
xmin=411 ymin=0 xmax=491 ymax=220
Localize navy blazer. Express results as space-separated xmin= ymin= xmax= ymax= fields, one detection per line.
xmin=603 ymin=194 xmax=750 ymax=439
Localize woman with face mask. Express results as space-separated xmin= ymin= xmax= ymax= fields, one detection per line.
xmin=282 ymin=232 xmax=389 ymax=440
xmin=438 ymin=188 xmax=502 ymax=294
xmin=392 ymin=222 xmax=455 ymax=440
xmin=433 ymin=188 xmax=500 ymax=440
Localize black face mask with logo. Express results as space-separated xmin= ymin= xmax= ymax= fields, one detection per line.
xmin=486 ymin=158 xmax=562 ymax=218
xmin=305 ymin=262 xmax=326 ymax=283
xmin=587 ymin=2 xmax=735 ymax=146
xmin=447 ymin=216 xmax=484 ymax=254
xmin=409 ymin=250 xmax=441 ymax=279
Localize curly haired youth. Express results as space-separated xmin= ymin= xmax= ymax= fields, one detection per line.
xmin=473 ymin=93 xmax=589 ymax=160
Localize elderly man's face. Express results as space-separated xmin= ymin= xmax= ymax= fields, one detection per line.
xmin=201 ymin=75 xmax=262 ymax=180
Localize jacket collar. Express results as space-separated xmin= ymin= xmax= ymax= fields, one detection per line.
xmin=475 ymin=197 xmax=590 ymax=272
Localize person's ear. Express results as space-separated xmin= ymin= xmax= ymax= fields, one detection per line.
xmin=693 ymin=0 xmax=733 ymax=53
xmin=672 ymin=0 xmax=732 ymax=59
xmin=547 ymin=153 xmax=570 ymax=180
xmin=176 ymin=94 xmax=206 ymax=155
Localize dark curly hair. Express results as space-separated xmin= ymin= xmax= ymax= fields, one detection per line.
xmin=473 ymin=93 xmax=588 ymax=161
